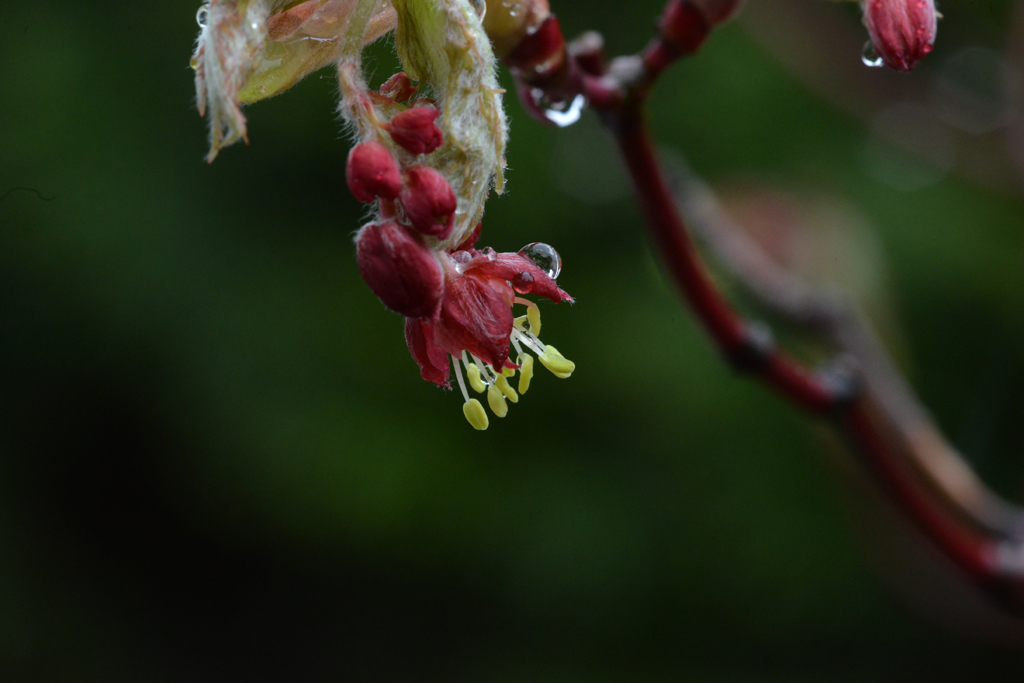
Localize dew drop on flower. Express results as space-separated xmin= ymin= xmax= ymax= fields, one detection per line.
xmin=512 ymin=272 xmax=535 ymax=294
xmin=196 ymin=4 xmax=210 ymax=28
xmin=518 ymin=243 xmax=561 ymax=279
xmin=861 ymin=41 xmax=884 ymax=68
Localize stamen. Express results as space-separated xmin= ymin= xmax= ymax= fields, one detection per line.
xmin=514 ymin=297 xmax=542 ymax=337
xmin=518 ymin=353 xmax=534 ymax=394
xmin=539 ymin=345 xmax=575 ymax=378
xmin=511 ymin=336 xmax=525 ymax=357
xmin=511 ymin=328 xmax=547 ymax=356
xmin=463 ymin=398 xmax=489 ymax=430
xmin=487 ymin=384 xmax=509 ymax=417
xmin=501 ymin=366 xmax=515 ymax=378
xmin=471 ymin=354 xmax=497 ymax=383
xmin=452 ymin=354 xmax=471 ymax=403
xmin=466 ymin=363 xmax=487 ymax=393
xmin=496 ymin=375 xmax=519 ymax=403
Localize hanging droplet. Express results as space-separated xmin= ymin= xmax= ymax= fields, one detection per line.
xmin=518 ymin=243 xmax=562 ymax=279
xmin=196 ymin=4 xmax=210 ymax=28
xmin=512 ymin=272 xmax=535 ymax=294
xmin=541 ymin=93 xmax=587 ymax=128
xmin=861 ymin=41 xmax=884 ymax=68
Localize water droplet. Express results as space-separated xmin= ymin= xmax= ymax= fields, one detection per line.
xmin=451 ymin=250 xmax=473 ymax=267
xmin=518 ymin=243 xmax=561 ymax=279
xmin=512 ymin=272 xmax=535 ymax=294
xmin=481 ymin=246 xmax=497 ymax=261
xmin=196 ymin=4 xmax=210 ymax=28
xmin=862 ymin=41 xmax=884 ymax=68
xmin=529 ymin=90 xmax=587 ymax=128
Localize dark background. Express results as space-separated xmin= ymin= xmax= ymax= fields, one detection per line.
xmin=3 ymin=0 xmax=1024 ymax=679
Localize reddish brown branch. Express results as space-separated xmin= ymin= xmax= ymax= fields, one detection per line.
xmin=506 ymin=0 xmax=1024 ymax=613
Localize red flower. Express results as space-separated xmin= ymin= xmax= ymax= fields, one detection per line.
xmin=862 ymin=0 xmax=937 ymax=72
xmin=400 ymin=238 xmax=575 ymax=430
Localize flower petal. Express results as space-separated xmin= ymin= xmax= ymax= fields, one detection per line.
xmin=433 ymin=274 xmax=514 ymax=369
xmin=464 ymin=252 xmax=573 ymax=303
xmin=405 ymin=318 xmax=450 ymax=387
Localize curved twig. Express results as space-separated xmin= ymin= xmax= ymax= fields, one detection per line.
xmin=506 ymin=0 xmax=1024 ymax=613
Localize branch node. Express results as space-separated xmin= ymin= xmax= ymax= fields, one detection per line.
xmin=816 ymin=354 xmax=863 ymax=411
xmin=568 ymin=31 xmax=607 ymax=76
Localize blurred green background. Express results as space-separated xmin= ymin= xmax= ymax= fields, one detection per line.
xmin=3 ymin=0 xmax=1024 ymax=680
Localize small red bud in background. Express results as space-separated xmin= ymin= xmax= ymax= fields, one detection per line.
xmin=380 ymin=72 xmax=418 ymax=102
xmin=862 ymin=0 xmax=937 ymax=72
xmin=689 ymin=0 xmax=742 ymax=26
xmin=399 ymin=166 xmax=458 ymax=240
xmin=356 ymin=221 xmax=445 ymax=319
xmin=388 ymin=108 xmax=444 ymax=155
xmin=346 ymin=141 xmax=402 ymax=203
xmin=658 ymin=0 xmax=710 ymax=55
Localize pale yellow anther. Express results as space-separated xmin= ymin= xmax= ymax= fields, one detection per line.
xmin=487 ymin=384 xmax=509 ymax=417
xmin=496 ymin=375 xmax=519 ymax=403
xmin=526 ymin=304 xmax=542 ymax=337
xmin=518 ymin=354 xmax=534 ymax=394
xmin=539 ymin=345 xmax=575 ymax=378
xmin=463 ymin=399 xmax=489 ymax=430
xmin=513 ymin=315 xmax=528 ymax=332
xmin=467 ymin=363 xmax=487 ymax=393
xmin=502 ymin=366 xmax=516 ymax=378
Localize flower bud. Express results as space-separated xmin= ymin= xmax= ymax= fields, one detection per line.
xmin=482 ymin=0 xmax=551 ymax=59
xmin=356 ymin=221 xmax=444 ymax=319
xmin=346 ymin=141 xmax=403 ymax=203
xmin=862 ymin=0 xmax=937 ymax=72
xmin=690 ymin=0 xmax=742 ymax=26
xmin=380 ymin=72 xmax=418 ymax=103
xmin=658 ymin=0 xmax=710 ymax=55
xmin=399 ymin=166 xmax=457 ymax=240
xmin=388 ymin=107 xmax=444 ymax=155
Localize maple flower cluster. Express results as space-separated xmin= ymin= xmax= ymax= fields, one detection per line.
xmin=192 ymin=0 xmax=574 ymax=429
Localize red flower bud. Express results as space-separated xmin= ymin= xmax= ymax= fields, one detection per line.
xmin=346 ymin=141 xmax=402 ymax=203
xmin=690 ymin=0 xmax=742 ymax=26
xmin=658 ymin=0 xmax=710 ymax=55
xmin=399 ymin=166 xmax=457 ymax=240
xmin=862 ymin=0 xmax=937 ymax=72
xmin=388 ymin=107 xmax=444 ymax=155
xmin=380 ymin=72 xmax=418 ymax=103
xmin=356 ymin=221 xmax=444 ymax=319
